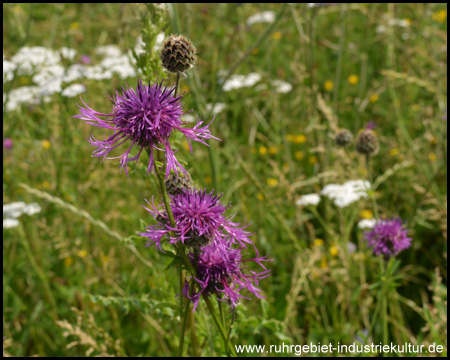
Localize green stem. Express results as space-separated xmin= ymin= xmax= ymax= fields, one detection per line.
xmin=174 ymin=73 xmax=181 ymax=97
xmin=203 ymin=295 xmax=238 ymax=357
xmin=18 ymin=225 xmax=58 ymax=321
xmin=380 ymin=257 xmax=389 ymax=356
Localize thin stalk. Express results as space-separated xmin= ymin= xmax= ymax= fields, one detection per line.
xmin=203 ymin=295 xmax=238 ymax=357
xmin=17 ymin=225 xmax=58 ymax=321
xmin=365 ymin=155 xmax=379 ymax=219
xmin=174 ymin=73 xmax=181 ymax=97
xmin=179 ymin=298 xmax=191 ymax=357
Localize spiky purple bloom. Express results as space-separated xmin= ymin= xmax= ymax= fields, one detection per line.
xmin=364 ymin=217 xmax=412 ymax=256
xmin=74 ymin=79 xmax=219 ymax=178
xmin=183 ymin=240 xmax=272 ymax=311
xmin=366 ymin=121 xmax=377 ymax=130
xmin=140 ymin=189 xmax=254 ymax=250
xmin=4 ymin=138 xmax=13 ymax=150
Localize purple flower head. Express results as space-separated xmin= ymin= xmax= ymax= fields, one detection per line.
xmin=183 ymin=240 xmax=272 ymax=311
xmin=4 ymin=138 xmax=13 ymax=150
xmin=140 ymin=189 xmax=254 ymax=250
xmin=366 ymin=121 xmax=377 ymax=130
xmin=81 ymin=55 xmax=91 ymax=64
xmin=364 ymin=217 xmax=412 ymax=257
xmin=74 ymin=79 xmax=219 ymax=178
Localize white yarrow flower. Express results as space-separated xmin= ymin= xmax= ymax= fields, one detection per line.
xmin=296 ymin=194 xmax=321 ymax=207
xmin=246 ymin=11 xmax=275 ymax=26
xmin=3 ymin=202 xmax=27 ymax=218
xmin=3 ymin=218 xmax=20 ymax=229
xmin=23 ymin=203 xmax=42 ymax=216
xmin=321 ymin=180 xmax=370 ymax=208
xmin=358 ymin=219 xmax=377 ymax=229
xmin=62 ymin=83 xmax=86 ymax=98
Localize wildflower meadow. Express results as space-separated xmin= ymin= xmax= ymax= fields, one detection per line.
xmin=3 ymin=3 xmax=447 ymax=357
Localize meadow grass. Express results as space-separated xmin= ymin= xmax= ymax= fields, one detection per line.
xmin=3 ymin=3 xmax=447 ymax=357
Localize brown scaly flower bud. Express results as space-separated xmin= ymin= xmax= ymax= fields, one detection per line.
xmin=335 ymin=129 xmax=353 ymax=147
xmin=356 ymin=129 xmax=379 ymax=155
xmin=165 ymin=171 xmax=193 ymax=196
xmin=184 ymin=230 xmax=211 ymax=248
xmin=160 ymin=35 xmax=197 ymax=73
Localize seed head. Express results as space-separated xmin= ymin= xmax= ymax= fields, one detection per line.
xmin=355 ymin=129 xmax=379 ymax=155
xmin=335 ymin=129 xmax=353 ymax=147
xmin=160 ymin=35 xmax=197 ymax=73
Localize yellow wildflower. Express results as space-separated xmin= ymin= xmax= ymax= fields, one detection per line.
xmin=329 ymin=245 xmax=338 ymax=257
xmin=314 ymin=238 xmax=324 ymax=247
xmin=389 ymin=148 xmax=399 ymax=157
xmin=285 ymin=134 xmax=294 ymax=142
xmin=293 ymin=134 xmax=306 ymax=144
xmin=324 ymin=80 xmax=334 ymax=92
xmin=42 ymin=140 xmax=51 ymax=149
xmin=182 ymin=140 xmax=190 ymax=151
xmin=257 ymin=193 xmax=264 ymax=201
xmin=271 ymin=31 xmax=282 ymax=40
xmin=268 ymin=146 xmax=279 ymax=154
xmin=267 ymin=178 xmax=278 ymax=186
xmin=369 ymin=94 xmax=379 ymax=103
xmin=295 ymin=151 xmax=304 ymax=160
xmin=348 ymin=75 xmax=359 ymax=85
xmin=432 ymin=9 xmax=447 ymax=23
xmin=320 ymin=255 xmax=328 ymax=268
xmin=360 ymin=209 xmax=373 ymax=219
xmin=259 ymin=146 xmax=267 ymax=155
xmin=308 ymin=155 xmax=318 ymax=164
xmin=64 ymin=257 xmax=74 ymax=267
xmin=70 ymin=21 xmax=80 ymax=30
xmin=429 ymin=153 xmax=437 ymax=162
xmin=101 ymin=254 xmax=110 ymax=265
xmin=41 ymin=180 xmax=51 ymax=189
xmin=77 ymin=250 xmax=88 ymax=258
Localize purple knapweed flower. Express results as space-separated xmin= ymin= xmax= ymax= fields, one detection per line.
xmin=364 ymin=217 xmax=412 ymax=257
xmin=140 ymin=189 xmax=253 ymax=250
xmin=366 ymin=121 xmax=377 ymax=130
xmin=3 ymin=138 xmax=13 ymax=150
xmin=74 ymin=79 xmax=219 ymax=178
xmin=183 ymin=240 xmax=272 ymax=311
xmin=81 ymin=55 xmax=91 ymax=64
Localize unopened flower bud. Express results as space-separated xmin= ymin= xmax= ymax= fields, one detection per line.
xmin=356 ymin=129 xmax=379 ymax=155
xmin=335 ymin=129 xmax=353 ymax=147
xmin=165 ymin=171 xmax=193 ymax=196
xmin=160 ymin=35 xmax=197 ymax=73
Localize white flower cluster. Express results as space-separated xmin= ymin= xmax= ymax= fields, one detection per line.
xmin=271 ymin=79 xmax=293 ymax=94
xmin=222 ymin=72 xmax=262 ymax=92
xmin=357 ymin=218 xmax=377 ymax=229
xmin=296 ymin=193 xmax=321 ymax=207
xmin=246 ymin=11 xmax=275 ymax=26
xmin=3 ymin=34 xmax=159 ymax=112
xmin=3 ymin=201 xmax=42 ymax=229
xmin=321 ymin=180 xmax=371 ymax=208
xmin=205 ymin=102 xmax=226 ymax=115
